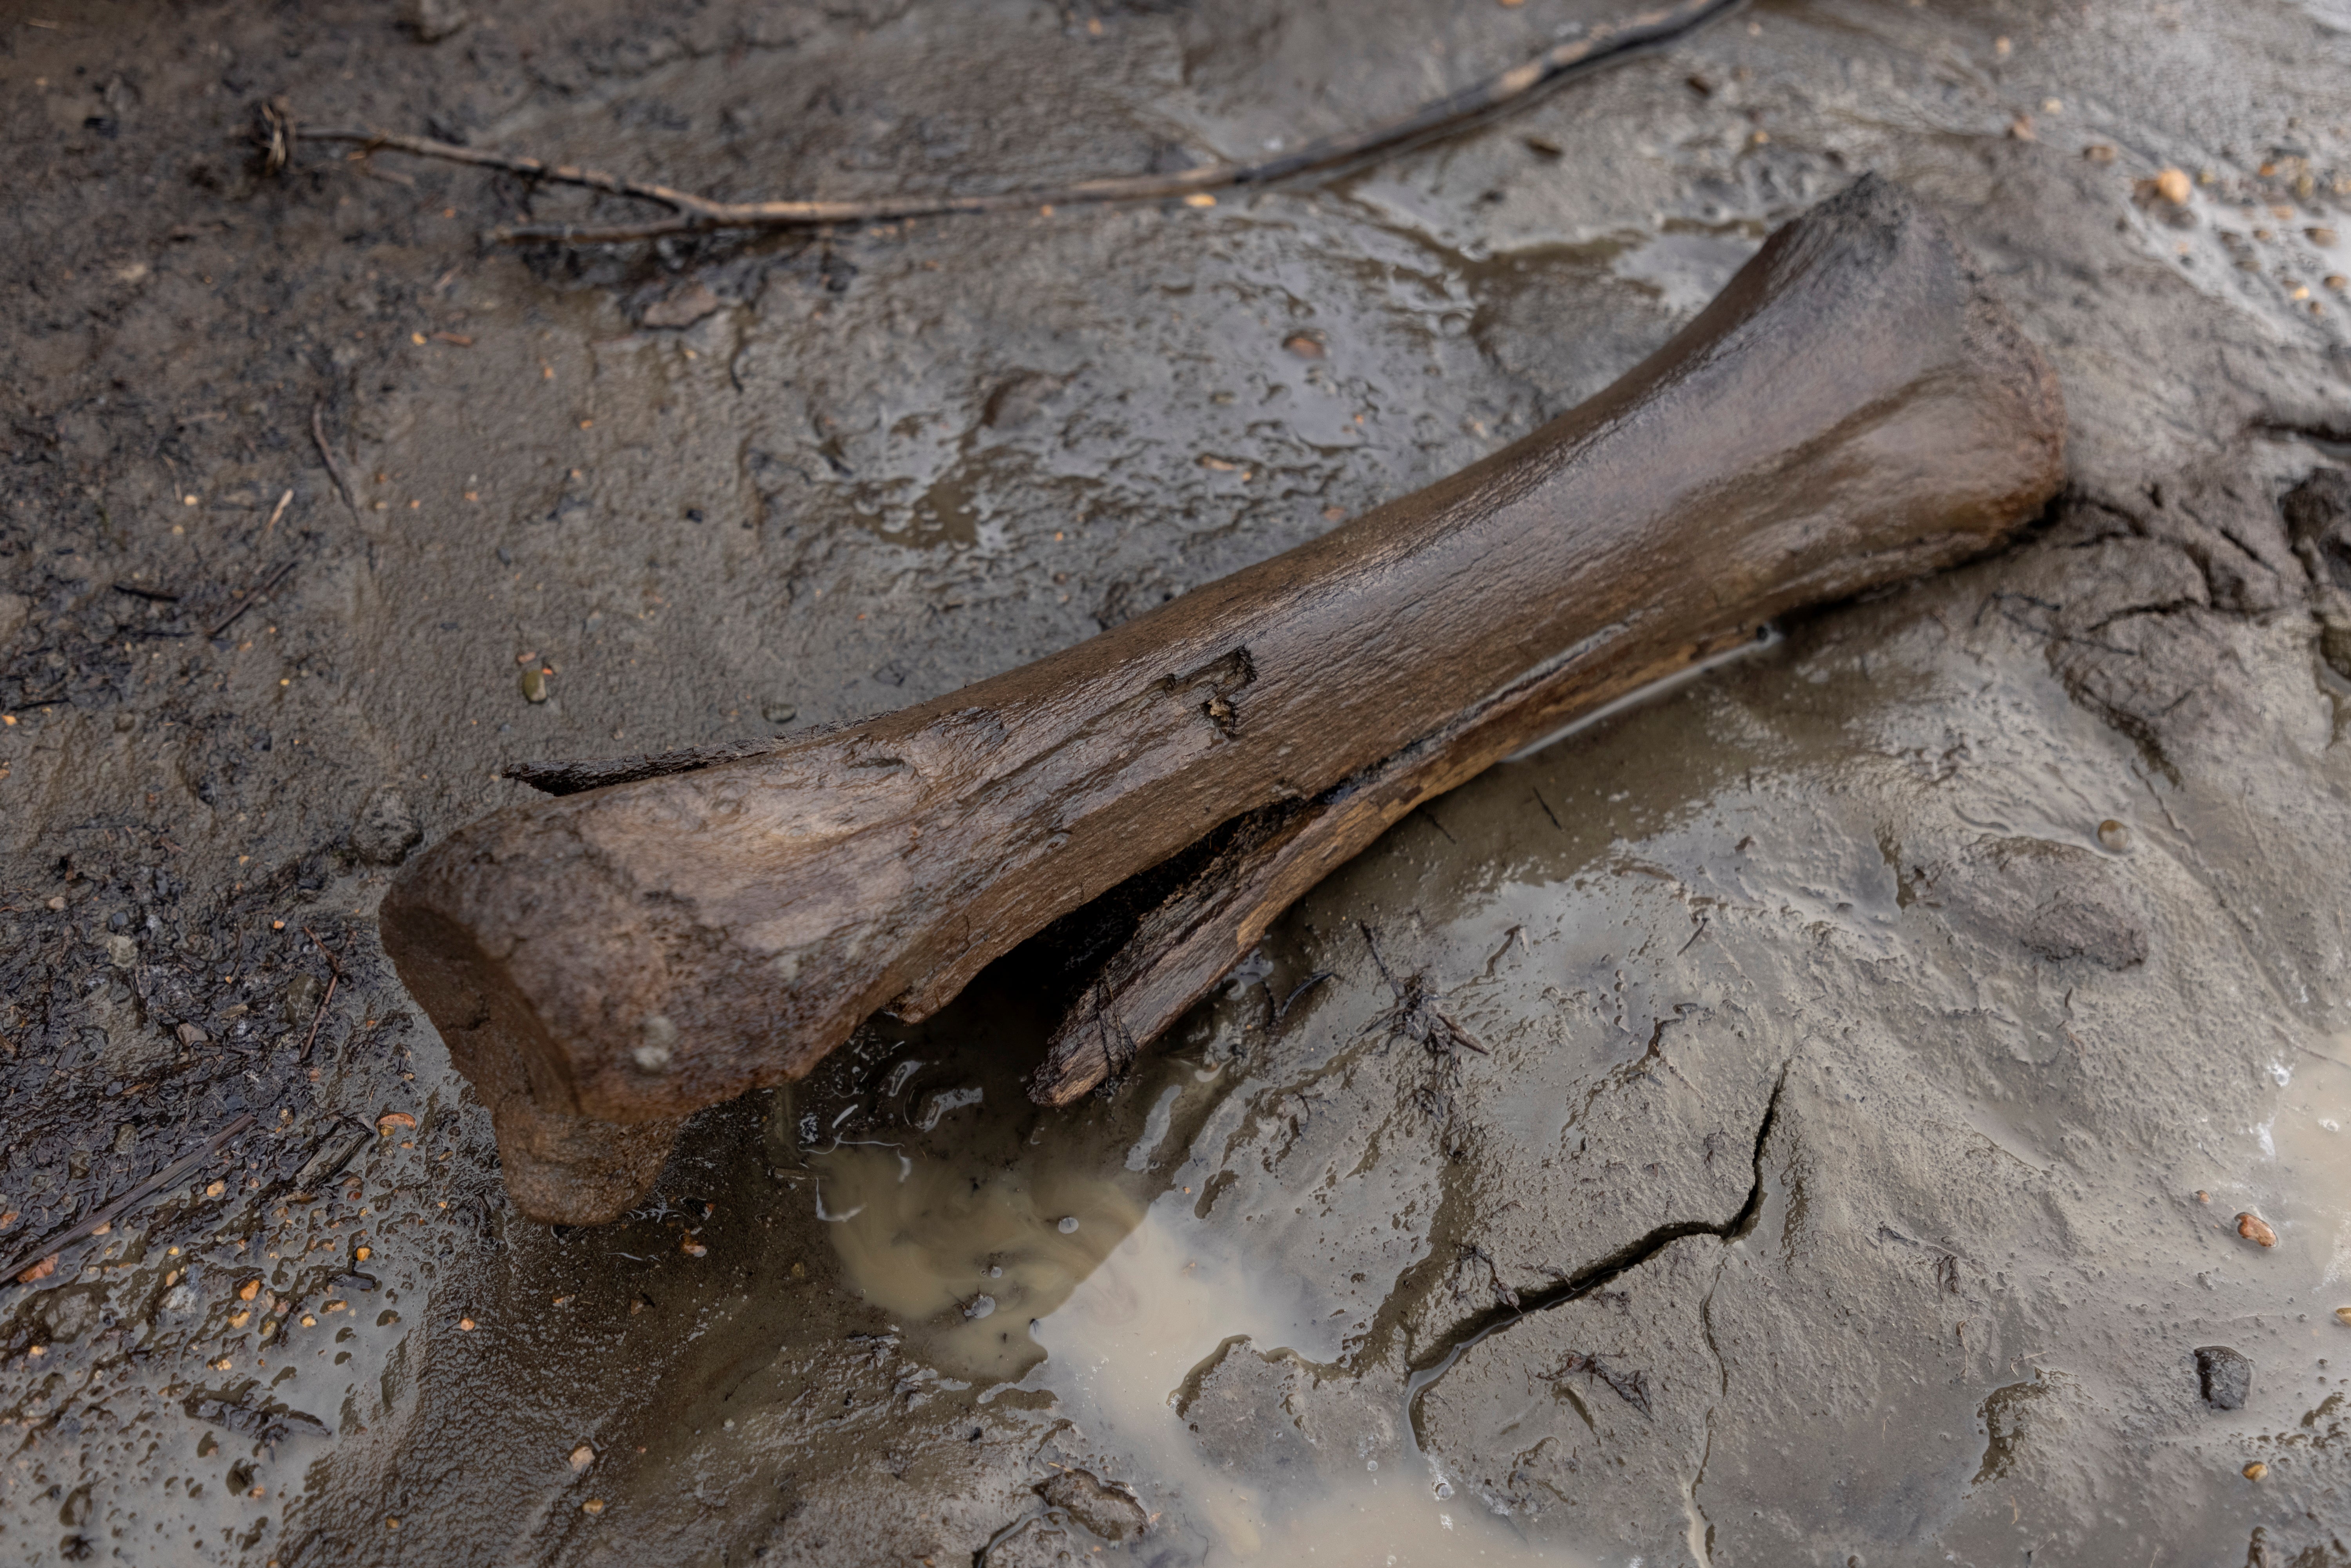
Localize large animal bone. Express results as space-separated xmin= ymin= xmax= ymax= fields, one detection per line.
xmin=382 ymin=176 xmax=2064 ymax=1224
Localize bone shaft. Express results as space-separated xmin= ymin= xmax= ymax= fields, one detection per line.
xmin=381 ymin=176 xmax=2067 ymax=1225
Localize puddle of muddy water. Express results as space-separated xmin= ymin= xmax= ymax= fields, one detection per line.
xmin=2242 ymin=1042 xmax=2351 ymax=1302
xmin=813 ymin=1125 xmax=1589 ymax=1566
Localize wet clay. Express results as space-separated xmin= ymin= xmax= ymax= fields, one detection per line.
xmin=380 ymin=176 xmax=2063 ymax=1223
xmin=8 ymin=0 xmax=2351 ymax=1563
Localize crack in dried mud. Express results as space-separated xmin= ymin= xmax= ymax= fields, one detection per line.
xmin=1402 ymin=1063 xmax=1787 ymax=1452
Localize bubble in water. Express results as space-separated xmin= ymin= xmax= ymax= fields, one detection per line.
xmin=2097 ymin=818 xmax=2130 ymax=852
xmin=964 ymin=1294 xmax=996 ymax=1319
xmin=1058 ymin=1216 xmax=1080 ymax=1233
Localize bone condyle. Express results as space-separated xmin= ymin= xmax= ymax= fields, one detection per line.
xmin=381 ymin=174 xmax=2066 ymax=1224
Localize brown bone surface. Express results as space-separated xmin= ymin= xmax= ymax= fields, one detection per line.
xmin=382 ymin=175 xmax=2064 ymax=1224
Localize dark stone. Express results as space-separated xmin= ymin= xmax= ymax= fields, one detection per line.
xmin=352 ymin=789 xmax=422 ymax=866
xmin=2281 ymin=467 xmax=2351 ymax=590
xmin=2195 ymin=1345 xmax=2251 ymax=1410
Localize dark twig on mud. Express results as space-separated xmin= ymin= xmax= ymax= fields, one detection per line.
xmin=1272 ymin=971 xmax=1335 ymax=1024
xmin=2 ymin=1114 xmax=259 ymax=1287
xmin=1360 ymin=924 xmax=1489 ymax=1058
xmin=299 ymin=927 xmax=343 ymax=1063
xmin=281 ymin=0 xmax=1743 ymax=246
xmin=206 ymin=555 xmax=301 ymax=640
xmin=311 ymin=403 xmax=359 ymax=518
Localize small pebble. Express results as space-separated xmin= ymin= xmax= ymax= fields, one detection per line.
xmin=2335 ymin=1306 xmax=2351 ymax=1327
xmin=2155 ymin=167 xmax=2193 ymax=206
xmin=2195 ymin=1345 xmax=2253 ymax=1410
xmin=581 ymin=1499 xmax=605 ymax=1516
xmin=1058 ymin=1216 xmax=1080 ymax=1234
xmin=2243 ymin=1461 xmax=2268 ymax=1482
xmin=1282 ymin=333 xmax=1325 ymax=360
xmin=353 ymin=789 xmax=423 ymax=865
xmin=2311 ymin=227 xmax=2339 ymax=245
xmin=2237 ymin=1212 xmax=2278 ymax=1247
xmin=2082 ymin=144 xmax=2116 ymax=164
xmin=459 ymin=1317 xmax=476 ymax=1331
xmin=520 ymin=666 xmax=549 ymax=703
xmin=2097 ymin=818 xmax=2130 ymax=851
xmin=570 ymin=1444 xmax=595 ymax=1472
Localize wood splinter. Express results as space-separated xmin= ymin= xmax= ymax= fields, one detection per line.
xmin=382 ymin=176 xmax=2065 ymax=1224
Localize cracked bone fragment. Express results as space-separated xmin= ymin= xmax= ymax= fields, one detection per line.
xmin=382 ymin=176 xmax=2066 ymax=1223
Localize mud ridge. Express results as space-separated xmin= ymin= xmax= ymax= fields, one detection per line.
xmin=1404 ymin=1064 xmax=1786 ymax=1444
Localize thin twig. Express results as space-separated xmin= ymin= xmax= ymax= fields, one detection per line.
xmin=304 ymin=925 xmax=345 ymax=980
xmin=2 ymin=1114 xmax=259 ymax=1286
xmin=310 ymin=403 xmax=358 ymax=518
xmin=263 ymin=487 xmax=293 ymax=541
xmin=299 ymin=927 xmax=343 ymax=1063
xmin=287 ymin=0 xmax=1743 ymax=246
xmin=206 ymin=555 xmax=300 ymax=639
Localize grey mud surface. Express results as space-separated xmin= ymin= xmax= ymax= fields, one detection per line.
xmin=6 ymin=0 xmax=2351 ymax=1563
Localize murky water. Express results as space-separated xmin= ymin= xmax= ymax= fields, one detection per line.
xmin=811 ymin=1081 xmax=1590 ymax=1566
xmin=2244 ymin=1040 xmax=2351 ymax=1303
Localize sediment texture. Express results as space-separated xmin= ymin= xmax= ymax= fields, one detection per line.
xmin=2 ymin=0 xmax=2348 ymax=1564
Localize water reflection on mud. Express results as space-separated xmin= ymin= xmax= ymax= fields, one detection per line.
xmin=2248 ymin=1041 xmax=2351 ymax=1300
xmin=816 ymin=1126 xmax=1585 ymax=1565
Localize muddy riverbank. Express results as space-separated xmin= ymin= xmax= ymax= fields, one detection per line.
xmin=4 ymin=0 xmax=2351 ymax=1563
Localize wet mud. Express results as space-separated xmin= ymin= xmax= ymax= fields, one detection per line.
xmin=4 ymin=0 xmax=2351 ymax=1564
